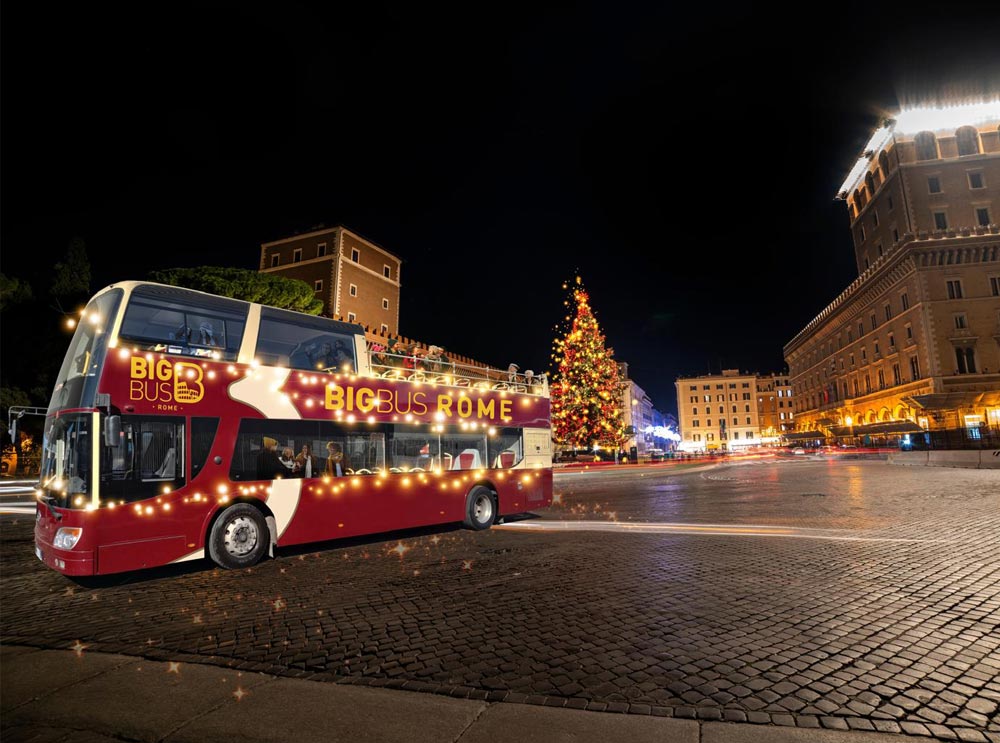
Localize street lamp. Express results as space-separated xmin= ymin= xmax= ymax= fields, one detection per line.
xmin=845 ymin=415 xmax=854 ymax=446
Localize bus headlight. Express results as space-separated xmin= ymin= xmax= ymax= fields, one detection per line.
xmin=53 ymin=527 xmax=83 ymax=550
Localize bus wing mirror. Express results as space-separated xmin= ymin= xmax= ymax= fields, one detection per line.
xmin=104 ymin=415 xmax=121 ymax=446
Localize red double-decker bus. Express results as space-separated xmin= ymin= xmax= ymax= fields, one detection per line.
xmin=34 ymin=282 xmax=552 ymax=576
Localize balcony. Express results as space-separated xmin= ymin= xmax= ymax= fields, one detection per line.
xmin=947 ymin=327 xmax=978 ymax=343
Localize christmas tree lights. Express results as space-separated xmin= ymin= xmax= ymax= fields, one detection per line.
xmin=550 ymin=277 xmax=625 ymax=449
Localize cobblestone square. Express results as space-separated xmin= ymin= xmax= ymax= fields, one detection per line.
xmin=3 ymin=459 xmax=999 ymax=740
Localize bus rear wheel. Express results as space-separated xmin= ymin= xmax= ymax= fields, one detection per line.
xmin=463 ymin=486 xmax=496 ymax=531
xmin=208 ymin=503 xmax=269 ymax=569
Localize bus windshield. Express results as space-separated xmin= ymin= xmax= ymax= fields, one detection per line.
xmin=48 ymin=289 xmax=124 ymax=413
xmin=40 ymin=413 xmax=93 ymax=509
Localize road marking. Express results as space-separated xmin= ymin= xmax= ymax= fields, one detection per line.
xmin=496 ymin=520 xmax=949 ymax=543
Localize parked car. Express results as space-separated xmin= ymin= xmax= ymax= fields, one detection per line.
xmin=792 ymin=447 xmax=807 ymax=455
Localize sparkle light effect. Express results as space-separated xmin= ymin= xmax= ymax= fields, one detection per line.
xmin=71 ymin=640 xmax=87 ymax=657
xmin=550 ymin=276 xmax=626 ymax=449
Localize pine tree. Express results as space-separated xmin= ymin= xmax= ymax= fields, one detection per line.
xmin=550 ymin=277 xmax=625 ymax=450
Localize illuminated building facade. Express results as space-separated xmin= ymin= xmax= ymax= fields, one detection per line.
xmin=756 ymin=373 xmax=794 ymax=440
xmin=785 ymin=103 xmax=1000 ymax=441
xmin=675 ymin=369 xmax=762 ymax=451
xmin=260 ymin=225 xmax=402 ymax=335
xmin=619 ymin=362 xmax=654 ymax=456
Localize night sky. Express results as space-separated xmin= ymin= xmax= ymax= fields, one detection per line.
xmin=4 ymin=2 xmax=999 ymax=415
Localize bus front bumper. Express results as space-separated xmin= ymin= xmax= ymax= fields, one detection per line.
xmin=34 ymin=531 xmax=96 ymax=576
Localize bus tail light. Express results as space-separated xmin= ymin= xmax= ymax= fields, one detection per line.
xmin=53 ymin=527 xmax=84 ymax=550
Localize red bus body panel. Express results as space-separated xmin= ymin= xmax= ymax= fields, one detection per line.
xmin=35 ymin=352 xmax=552 ymax=575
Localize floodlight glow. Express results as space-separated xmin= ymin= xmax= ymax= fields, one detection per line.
xmin=894 ymin=100 xmax=1000 ymax=134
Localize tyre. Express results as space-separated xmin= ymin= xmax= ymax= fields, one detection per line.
xmin=463 ymin=486 xmax=496 ymax=530
xmin=208 ymin=503 xmax=269 ymax=569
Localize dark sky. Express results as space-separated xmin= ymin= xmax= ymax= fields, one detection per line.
xmin=3 ymin=1 xmax=999 ymax=415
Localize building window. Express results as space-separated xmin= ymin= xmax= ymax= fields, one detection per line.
xmin=745 ymin=417 xmax=751 ymax=425
xmin=892 ymin=228 xmax=899 ymax=243
xmin=955 ymin=347 xmax=977 ymax=374
xmin=382 ymin=298 xmax=390 ymax=310
xmin=742 ymin=392 xmax=751 ymax=400
xmin=876 ymin=242 xmax=884 ymax=258
xmin=313 ymin=280 xmax=323 ymax=292
xmin=689 ymin=386 xmax=697 ymax=391
xmin=270 ymin=254 xmax=279 ymax=268
xmin=969 ymin=172 xmax=985 ymax=189
xmin=884 ymin=303 xmax=892 ymax=321
xmin=991 ymin=277 xmax=1000 ymax=296
xmin=849 ymin=353 xmax=855 ymax=366
xmin=733 ymin=432 xmax=740 ymax=440
xmin=954 ymin=314 xmax=967 ymax=329
xmin=976 ymin=207 xmax=991 ymax=226
xmin=905 ymin=324 xmax=913 ymax=340
xmin=870 ymin=313 xmax=877 ymax=331
xmin=946 ymin=279 xmax=963 ymax=299
xmin=910 ymin=356 xmax=920 ymax=380
xmin=349 ymin=283 xmax=358 ymax=297
xmin=693 ymin=420 xmax=700 ymax=427
xmin=693 ymin=407 xmax=699 ymax=416
xmin=862 ymin=347 xmax=868 ymax=363
xmin=873 ymin=210 xmax=879 ymax=227
xmin=351 ymin=248 xmax=360 ymax=262
xmin=707 ymin=419 xmax=712 ymax=426
xmin=745 ymin=404 xmax=750 ymax=412
xmin=874 ymin=340 xmax=880 ymax=356
xmin=853 ymin=379 xmax=860 ymax=396
xmin=865 ymin=374 xmax=871 ymax=394
xmin=741 ymin=382 xmax=750 ymax=388
xmin=892 ymin=364 xmax=901 ymax=385
xmin=864 ymin=256 xmax=870 ymax=270
xmin=383 ymin=264 xmax=392 ymax=279
xmin=731 ymin=405 xmax=737 ymax=413
xmin=878 ymin=369 xmax=885 ymax=388
xmin=933 ymin=211 xmax=948 ymax=230
xmin=956 ymin=126 xmax=980 ymax=156
xmin=914 ymin=131 xmax=938 ymax=160
xmin=317 ymin=243 xmax=327 ymax=257
xmin=927 ymin=176 xmax=942 ymax=194
xmin=733 ymin=417 xmax=738 ymax=426
xmin=779 ymin=412 xmax=785 ymax=420
xmin=888 ymin=195 xmax=894 ymax=211
xmin=859 ymin=225 xmax=866 ymax=243
xmin=901 ymin=292 xmax=909 ymax=310
xmin=347 ymin=312 xmax=356 ymax=322
xmin=380 ymin=323 xmax=389 ymax=335
xmin=293 ymin=248 xmax=302 ymax=263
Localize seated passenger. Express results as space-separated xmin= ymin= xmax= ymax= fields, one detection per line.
xmin=324 ymin=442 xmax=352 ymax=477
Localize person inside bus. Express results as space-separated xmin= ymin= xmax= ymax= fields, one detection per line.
xmin=279 ymin=446 xmax=296 ymax=471
xmin=324 ymin=441 xmax=351 ymax=477
xmin=332 ymin=339 xmax=353 ymax=372
xmin=197 ymin=321 xmax=218 ymax=347
xmin=257 ymin=437 xmax=289 ymax=480
xmin=294 ymin=443 xmax=315 ymax=478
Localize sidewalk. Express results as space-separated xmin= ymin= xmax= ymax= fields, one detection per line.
xmin=1 ymin=645 xmax=920 ymax=743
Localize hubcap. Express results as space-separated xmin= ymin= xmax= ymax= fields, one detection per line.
xmin=473 ymin=493 xmax=493 ymax=524
xmin=223 ymin=516 xmax=259 ymax=557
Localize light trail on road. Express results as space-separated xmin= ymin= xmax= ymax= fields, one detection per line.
xmin=497 ymin=519 xmax=953 ymax=543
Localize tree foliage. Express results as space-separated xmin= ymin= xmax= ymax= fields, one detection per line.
xmin=0 ymin=273 xmax=33 ymax=312
xmin=50 ymin=236 xmax=92 ymax=302
xmin=149 ymin=267 xmax=324 ymax=315
xmin=550 ymin=277 xmax=625 ymax=449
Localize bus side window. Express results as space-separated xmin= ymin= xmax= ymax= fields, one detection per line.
xmin=191 ymin=417 xmax=220 ymax=479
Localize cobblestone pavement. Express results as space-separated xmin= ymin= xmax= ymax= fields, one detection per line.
xmin=3 ymin=459 xmax=999 ymax=741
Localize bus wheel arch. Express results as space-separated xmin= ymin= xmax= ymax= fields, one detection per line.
xmin=206 ymin=498 xmax=275 ymax=569
xmin=463 ymin=482 xmax=498 ymax=531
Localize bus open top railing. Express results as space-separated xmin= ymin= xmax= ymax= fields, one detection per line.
xmin=355 ymin=350 xmax=549 ymax=396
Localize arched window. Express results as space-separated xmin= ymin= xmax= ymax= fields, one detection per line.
xmin=854 ymin=188 xmax=865 ymax=208
xmin=955 ymin=126 xmax=980 ymax=156
xmin=865 ymin=172 xmax=876 ymax=197
xmin=914 ymin=131 xmax=938 ymax=161
xmin=878 ymin=151 xmax=890 ymax=179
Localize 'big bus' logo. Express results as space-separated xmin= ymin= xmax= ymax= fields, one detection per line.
xmin=129 ymin=357 xmax=204 ymax=406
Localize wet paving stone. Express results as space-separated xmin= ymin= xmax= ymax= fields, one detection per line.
xmin=3 ymin=460 xmax=999 ymax=739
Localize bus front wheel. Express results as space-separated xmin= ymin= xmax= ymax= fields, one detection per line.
xmin=208 ymin=503 xmax=269 ymax=569
xmin=463 ymin=486 xmax=496 ymax=531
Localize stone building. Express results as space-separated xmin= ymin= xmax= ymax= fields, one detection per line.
xmin=784 ymin=103 xmax=1000 ymax=442
xmin=674 ymin=369 xmax=762 ymax=451
xmin=259 ymin=225 xmax=402 ymax=335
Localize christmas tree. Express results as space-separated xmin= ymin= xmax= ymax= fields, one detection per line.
xmin=550 ymin=277 xmax=626 ymax=450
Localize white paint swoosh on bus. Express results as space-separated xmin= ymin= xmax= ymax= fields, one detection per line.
xmin=266 ymin=478 xmax=302 ymax=540
xmin=227 ymin=368 xmax=301 ymax=419
xmin=496 ymin=520 xmax=954 ymax=543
